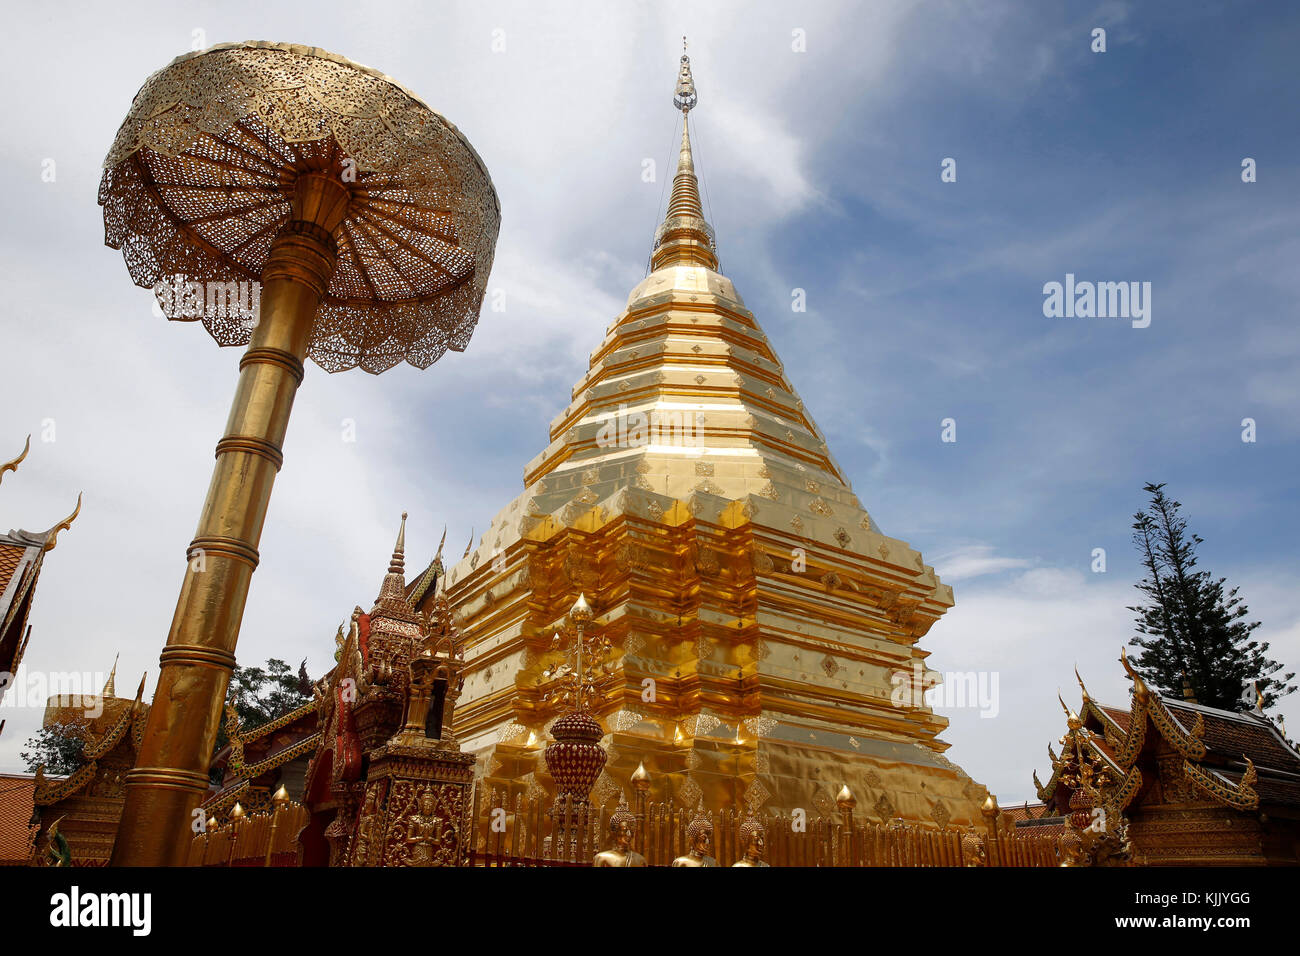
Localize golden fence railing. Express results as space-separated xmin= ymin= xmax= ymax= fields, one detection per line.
xmin=185 ymin=787 xmax=1061 ymax=867
xmin=470 ymin=786 xmax=1061 ymax=868
xmin=187 ymin=800 xmax=310 ymax=867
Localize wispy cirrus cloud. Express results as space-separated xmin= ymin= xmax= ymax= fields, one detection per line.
xmin=932 ymin=543 xmax=1033 ymax=583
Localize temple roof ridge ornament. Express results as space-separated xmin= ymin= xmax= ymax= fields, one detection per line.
xmin=0 ymin=435 xmax=30 ymax=487
xmin=40 ymin=492 xmax=82 ymax=552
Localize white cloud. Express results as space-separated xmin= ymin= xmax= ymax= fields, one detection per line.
xmin=927 ymin=564 xmax=1300 ymax=805
xmin=932 ymin=543 xmax=1033 ymax=582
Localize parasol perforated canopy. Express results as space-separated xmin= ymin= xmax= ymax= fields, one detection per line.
xmin=98 ymin=41 xmax=501 ymax=374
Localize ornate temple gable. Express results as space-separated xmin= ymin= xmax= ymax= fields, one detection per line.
xmin=1037 ymin=657 xmax=1300 ymax=864
xmin=0 ymin=437 xmax=82 ymax=703
xmin=231 ymin=730 xmax=322 ymax=783
xmin=238 ymin=698 xmax=320 ymax=745
xmin=33 ymin=672 xmax=148 ymax=808
xmin=208 ymin=695 xmax=323 ymax=815
xmin=1183 ymin=759 xmax=1259 ymax=811
xmin=1163 ymin=698 xmax=1300 ymax=775
xmin=28 ymin=673 xmax=148 ymax=866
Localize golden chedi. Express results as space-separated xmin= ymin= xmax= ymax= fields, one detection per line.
xmin=430 ymin=44 xmax=987 ymax=829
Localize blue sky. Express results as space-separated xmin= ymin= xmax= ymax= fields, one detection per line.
xmin=0 ymin=0 xmax=1296 ymax=802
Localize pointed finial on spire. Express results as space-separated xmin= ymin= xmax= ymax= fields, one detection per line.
xmin=836 ymin=784 xmax=856 ymax=812
xmin=652 ymin=41 xmax=717 ymax=271
xmin=103 ymin=654 xmax=119 ymax=697
xmin=570 ymin=592 xmax=594 ymax=626
xmin=131 ymin=671 xmax=146 ymax=712
xmin=674 ymin=38 xmax=697 ymax=113
xmin=389 ymin=512 xmax=407 ymax=575
xmin=0 ymin=435 xmax=30 ymax=487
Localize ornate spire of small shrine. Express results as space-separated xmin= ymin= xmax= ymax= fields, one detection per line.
xmin=372 ymin=511 xmax=419 ymax=623
xmin=390 ymin=512 xmax=407 ymax=575
xmin=103 ymin=653 xmax=119 ymax=697
xmin=652 ymin=38 xmax=718 ymax=271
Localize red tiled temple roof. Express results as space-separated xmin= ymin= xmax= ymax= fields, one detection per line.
xmin=0 ymin=774 xmax=36 ymax=865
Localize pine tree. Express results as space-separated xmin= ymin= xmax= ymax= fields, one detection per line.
xmin=1127 ymin=483 xmax=1295 ymax=711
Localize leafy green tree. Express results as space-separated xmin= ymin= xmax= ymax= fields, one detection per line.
xmin=21 ymin=717 xmax=91 ymax=775
xmin=210 ymin=658 xmax=313 ymax=783
xmin=1128 ymin=483 xmax=1295 ymax=711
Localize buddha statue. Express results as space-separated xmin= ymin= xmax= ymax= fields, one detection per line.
xmin=672 ymin=800 xmax=716 ymax=867
xmin=731 ymin=815 xmax=770 ymax=867
xmin=593 ymin=797 xmax=646 ymax=867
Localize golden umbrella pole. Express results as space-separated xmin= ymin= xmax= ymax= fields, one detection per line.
xmin=99 ymin=42 xmax=500 ymax=865
xmin=113 ymin=181 xmax=346 ymax=865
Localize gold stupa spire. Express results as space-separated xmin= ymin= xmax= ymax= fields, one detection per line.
xmin=390 ymin=511 xmax=408 ymax=575
xmin=652 ymin=38 xmax=718 ymax=272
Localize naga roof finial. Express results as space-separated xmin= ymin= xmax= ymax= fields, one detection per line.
xmin=0 ymin=435 xmax=30 ymax=487
xmin=1120 ymin=646 xmax=1149 ymax=701
xmin=42 ymin=492 xmax=82 ymax=552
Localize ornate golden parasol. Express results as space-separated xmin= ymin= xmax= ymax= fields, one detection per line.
xmin=100 ymin=42 xmax=499 ymax=865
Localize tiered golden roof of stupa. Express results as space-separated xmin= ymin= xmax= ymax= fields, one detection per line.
xmin=427 ymin=46 xmax=986 ymax=827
